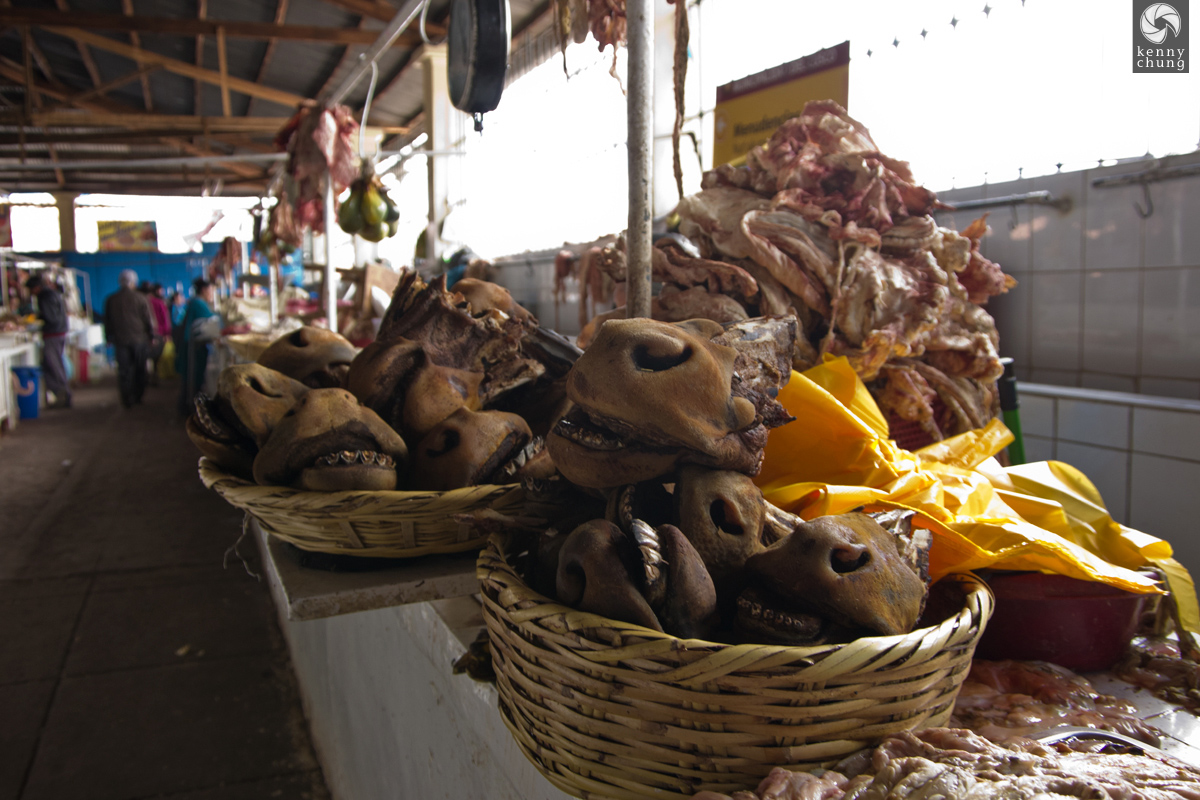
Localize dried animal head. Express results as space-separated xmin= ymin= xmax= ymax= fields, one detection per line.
xmin=452 ymin=278 xmax=537 ymax=326
xmin=409 ymin=407 xmax=546 ymax=490
xmin=555 ymin=518 xmax=717 ymax=639
xmin=547 ymin=317 xmax=793 ymax=489
xmin=252 ymin=388 xmax=408 ymax=491
xmin=257 ymin=326 xmax=358 ymax=388
xmin=187 ymin=364 xmax=309 ymax=480
xmin=736 ymin=512 xmax=928 ymax=645
xmin=673 ymin=467 xmax=770 ymax=595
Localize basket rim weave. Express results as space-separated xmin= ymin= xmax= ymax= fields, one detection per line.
xmin=477 ymin=532 xmax=995 ymax=799
xmin=198 ymin=457 xmax=524 ymax=558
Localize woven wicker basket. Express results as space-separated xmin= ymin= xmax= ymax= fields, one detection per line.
xmin=198 ymin=458 xmax=525 ymax=558
xmin=478 ymin=533 xmax=994 ymax=799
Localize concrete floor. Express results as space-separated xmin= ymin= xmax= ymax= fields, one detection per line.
xmin=0 ymin=373 xmax=330 ymax=800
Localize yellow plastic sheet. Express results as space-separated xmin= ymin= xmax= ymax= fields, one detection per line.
xmin=756 ymin=357 xmax=1199 ymax=633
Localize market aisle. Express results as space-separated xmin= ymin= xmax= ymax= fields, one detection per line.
xmin=0 ymin=375 xmax=330 ymax=800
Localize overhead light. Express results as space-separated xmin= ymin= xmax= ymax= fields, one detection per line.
xmin=410 ymin=133 xmax=429 ymax=149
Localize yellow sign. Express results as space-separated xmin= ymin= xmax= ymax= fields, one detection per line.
xmin=713 ymin=42 xmax=850 ymax=167
xmin=97 ymin=220 xmax=158 ymax=252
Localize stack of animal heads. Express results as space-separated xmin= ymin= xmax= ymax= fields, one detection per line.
xmin=345 ymin=273 xmax=563 ymax=491
xmin=531 ymin=469 xmax=932 ymax=645
xmin=191 ymin=275 xmax=573 ymax=493
xmin=188 ymin=362 xmax=408 ymax=491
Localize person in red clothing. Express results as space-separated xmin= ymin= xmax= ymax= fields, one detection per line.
xmin=142 ymin=282 xmax=172 ymax=385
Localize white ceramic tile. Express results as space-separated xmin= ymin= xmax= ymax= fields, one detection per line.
xmin=978 ymin=179 xmax=1033 ymax=273
xmin=1132 ymin=406 xmax=1200 ymax=461
xmin=1029 ymin=368 xmax=1081 ymax=386
xmin=1030 ymin=273 xmax=1083 ymax=371
xmin=1081 ymin=269 xmax=1139 ymax=375
xmin=1019 ymin=394 xmax=1055 ymax=438
xmin=1054 ymin=441 xmax=1129 ymax=523
xmin=1129 ymin=454 xmax=1200 ymax=577
xmin=1056 ymin=399 xmax=1130 ymax=449
xmin=1030 ymin=171 xmax=1085 ymax=273
xmin=1081 ymin=373 xmax=1138 ymax=393
xmin=1141 ymin=268 xmax=1200 ymax=379
xmin=1139 ymin=377 xmax=1200 ymax=400
xmin=1022 ymin=434 xmax=1055 ymax=463
xmin=1083 ymin=163 xmax=1145 ymax=270
xmin=1143 ymin=154 xmax=1200 ymax=268
xmin=987 ymin=282 xmax=1031 ymax=366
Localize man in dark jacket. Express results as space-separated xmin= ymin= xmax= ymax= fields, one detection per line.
xmin=25 ymin=273 xmax=72 ymax=409
xmin=104 ymin=269 xmax=155 ymax=408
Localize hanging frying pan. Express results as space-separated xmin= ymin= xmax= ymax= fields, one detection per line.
xmin=447 ymin=0 xmax=511 ymax=125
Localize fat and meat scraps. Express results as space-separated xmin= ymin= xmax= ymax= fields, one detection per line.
xmin=691 ymin=728 xmax=1200 ymax=800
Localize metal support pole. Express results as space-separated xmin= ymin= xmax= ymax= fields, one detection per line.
xmin=323 ymin=175 xmax=337 ymax=331
xmin=625 ymin=0 xmax=654 ymax=320
xmin=267 ymin=250 xmax=279 ymax=329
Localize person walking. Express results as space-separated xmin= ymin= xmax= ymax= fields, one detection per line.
xmin=176 ymin=277 xmax=219 ymax=417
xmin=104 ymin=269 xmax=155 ymax=409
xmin=143 ymin=282 xmax=171 ymax=386
xmin=24 ymin=273 xmax=72 ymax=409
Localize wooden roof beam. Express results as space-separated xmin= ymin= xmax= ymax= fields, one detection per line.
xmin=120 ymin=0 xmax=154 ymax=111
xmin=245 ymin=0 xmax=289 ymax=117
xmin=71 ymin=65 xmax=160 ymax=105
xmin=41 ymin=27 xmax=307 ymax=110
xmin=53 ymin=0 xmax=101 ymax=88
xmin=0 ymin=7 xmax=441 ymax=46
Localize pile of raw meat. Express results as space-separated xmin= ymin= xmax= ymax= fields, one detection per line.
xmin=590 ymin=101 xmax=1015 ymax=443
xmin=691 ymin=728 xmax=1200 ymax=800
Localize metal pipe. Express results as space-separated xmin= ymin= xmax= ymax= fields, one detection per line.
xmin=324 ymin=0 xmax=427 ymax=106
xmin=625 ymin=0 xmax=653 ymax=320
xmin=0 ymin=152 xmax=287 ymax=170
xmin=949 ymin=190 xmax=1071 ymax=213
xmin=1091 ymin=161 xmax=1200 ymax=188
xmin=323 ymin=176 xmax=336 ymax=331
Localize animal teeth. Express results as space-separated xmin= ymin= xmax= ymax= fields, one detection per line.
xmin=340 ymin=451 xmax=356 ymax=463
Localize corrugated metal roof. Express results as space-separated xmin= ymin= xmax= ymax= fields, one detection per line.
xmin=0 ymin=0 xmax=553 ymax=194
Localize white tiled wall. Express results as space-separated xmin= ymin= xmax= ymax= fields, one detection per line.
xmin=936 ymin=152 xmax=1200 ymax=398
xmin=1018 ymin=383 xmax=1200 ymax=579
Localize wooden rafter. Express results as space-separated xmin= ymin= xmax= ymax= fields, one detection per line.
xmin=0 ymin=61 xmax=266 ymax=181
xmin=316 ymin=17 xmax=369 ymax=100
xmin=0 ymin=110 xmax=294 ymax=132
xmin=0 ymin=129 xmax=274 ymax=147
xmin=41 ymin=27 xmax=307 ymax=109
xmin=54 ymin=0 xmax=101 ymax=88
xmin=71 ymin=65 xmax=159 ymax=105
xmin=121 ymin=0 xmax=154 ymax=111
xmin=194 ymin=0 xmax=206 ymax=115
xmin=216 ymin=25 xmax=230 ymax=116
xmin=0 ymin=8 xmax=441 ymax=47
xmin=318 ymin=0 xmax=406 ymax=24
xmin=245 ymin=0 xmax=289 ymax=117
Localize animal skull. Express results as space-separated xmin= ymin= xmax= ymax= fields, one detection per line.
xmin=736 ymin=512 xmax=928 ymax=645
xmin=252 ymin=388 xmax=408 ymax=491
xmin=547 ymin=317 xmax=792 ymax=489
xmin=555 ymin=517 xmax=717 ymax=639
xmin=187 ymin=363 xmax=309 ymax=480
xmin=257 ymin=325 xmax=358 ymax=388
xmin=409 ymin=407 xmax=547 ymax=491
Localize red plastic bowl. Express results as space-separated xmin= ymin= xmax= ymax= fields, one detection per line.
xmin=974 ymin=572 xmax=1149 ymax=672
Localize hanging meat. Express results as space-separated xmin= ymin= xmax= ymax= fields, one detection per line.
xmin=660 ymin=100 xmax=1016 ymax=444
xmin=274 ymin=102 xmax=360 ymax=234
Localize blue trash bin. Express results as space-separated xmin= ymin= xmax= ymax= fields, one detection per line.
xmin=11 ymin=366 xmax=41 ymax=420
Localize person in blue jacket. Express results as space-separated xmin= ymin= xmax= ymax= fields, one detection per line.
xmin=175 ymin=278 xmax=218 ymax=417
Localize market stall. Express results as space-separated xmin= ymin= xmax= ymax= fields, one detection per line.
xmin=6 ymin=1 xmax=1200 ymax=798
